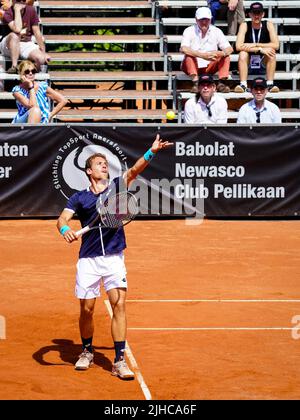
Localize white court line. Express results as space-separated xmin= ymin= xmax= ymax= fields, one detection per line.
xmin=0 ymin=316 xmax=6 ymax=339
xmin=127 ymin=299 xmax=300 ymax=303
xmin=126 ymin=300 xmax=298 ymax=331
xmin=104 ymin=300 xmax=152 ymax=401
xmin=128 ymin=327 xmax=294 ymax=331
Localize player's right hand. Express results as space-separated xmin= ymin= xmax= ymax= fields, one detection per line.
xmin=63 ymin=229 xmax=78 ymax=243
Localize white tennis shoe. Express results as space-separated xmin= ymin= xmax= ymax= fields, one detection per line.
xmin=75 ymin=349 xmax=94 ymax=370
xmin=112 ymin=359 xmax=134 ymax=379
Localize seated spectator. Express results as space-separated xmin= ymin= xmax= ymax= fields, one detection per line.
xmin=237 ymin=77 xmax=281 ymax=123
xmin=12 ymin=60 xmax=67 ymax=123
xmin=234 ymin=2 xmax=279 ymax=93
xmin=180 ymin=7 xmax=233 ymax=93
xmin=184 ymin=74 xmax=228 ymax=124
xmin=0 ymin=0 xmax=50 ymax=74
xmin=208 ymin=0 xmax=245 ymax=35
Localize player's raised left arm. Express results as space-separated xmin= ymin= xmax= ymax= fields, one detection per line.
xmin=124 ymin=134 xmax=173 ymax=187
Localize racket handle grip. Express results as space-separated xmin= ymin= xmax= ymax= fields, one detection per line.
xmin=75 ymin=225 xmax=90 ymax=237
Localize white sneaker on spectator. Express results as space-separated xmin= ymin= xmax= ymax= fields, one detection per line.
xmin=112 ymin=359 xmax=134 ymax=379
xmin=75 ymin=349 xmax=94 ymax=370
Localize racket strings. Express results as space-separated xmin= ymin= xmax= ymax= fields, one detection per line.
xmin=100 ymin=193 xmax=138 ymax=228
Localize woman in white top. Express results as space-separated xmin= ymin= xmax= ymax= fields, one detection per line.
xmin=12 ymin=60 xmax=67 ymax=124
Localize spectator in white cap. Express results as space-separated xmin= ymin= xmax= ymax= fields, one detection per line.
xmin=180 ymin=7 xmax=233 ymax=93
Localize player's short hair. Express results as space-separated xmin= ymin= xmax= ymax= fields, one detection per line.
xmin=85 ymin=153 xmax=108 ymax=179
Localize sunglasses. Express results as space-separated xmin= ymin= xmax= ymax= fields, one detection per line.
xmin=256 ymin=112 xmax=261 ymax=123
xmin=24 ymin=69 xmax=37 ymax=75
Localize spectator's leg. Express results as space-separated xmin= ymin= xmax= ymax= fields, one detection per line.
xmin=27 ymin=48 xmax=48 ymax=71
xmin=237 ymin=51 xmax=249 ymax=82
xmin=181 ymin=55 xmax=199 ymax=81
xmin=205 ymin=56 xmax=230 ymax=79
xmin=27 ymin=106 xmax=41 ymax=123
xmin=217 ymin=56 xmax=231 ymax=79
xmin=236 ymin=0 xmax=246 ymax=25
xmin=5 ymin=33 xmax=21 ymax=69
xmin=265 ymin=53 xmax=276 ymax=82
xmin=227 ymin=0 xmax=245 ymax=35
xmin=227 ymin=8 xmax=238 ymax=36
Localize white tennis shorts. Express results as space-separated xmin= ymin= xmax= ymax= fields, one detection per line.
xmin=75 ymin=252 xmax=127 ymax=299
xmin=0 ymin=36 xmax=39 ymax=60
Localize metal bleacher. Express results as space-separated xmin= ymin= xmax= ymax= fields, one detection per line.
xmin=0 ymin=0 xmax=299 ymax=123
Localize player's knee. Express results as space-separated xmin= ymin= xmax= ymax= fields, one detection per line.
xmin=80 ymin=305 xmax=94 ymax=319
xmin=112 ymin=300 xmax=126 ymax=315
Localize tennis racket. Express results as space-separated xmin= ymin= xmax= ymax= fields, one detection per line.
xmin=75 ymin=191 xmax=138 ymax=237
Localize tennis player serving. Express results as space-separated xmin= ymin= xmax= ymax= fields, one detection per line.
xmin=57 ymin=134 xmax=173 ymax=379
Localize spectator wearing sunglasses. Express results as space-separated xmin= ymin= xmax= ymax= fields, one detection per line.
xmin=184 ymin=74 xmax=228 ymax=124
xmin=237 ymin=77 xmax=281 ymax=124
xmin=12 ymin=60 xmax=67 ymax=123
xmin=0 ymin=0 xmax=51 ymax=74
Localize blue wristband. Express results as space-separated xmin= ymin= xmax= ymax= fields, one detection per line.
xmin=60 ymin=225 xmax=71 ymax=235
xmin=143 ymin=148 xmax=156 ymax=162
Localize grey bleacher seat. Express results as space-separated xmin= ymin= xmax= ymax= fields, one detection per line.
xmin=170 ymin=53 xmax=300 ymax=73
xmin=177 ymin=109 xmax=300 ymax=124
xmin=161 ymin=17 xmax=300 ymax=27
xmin=157 ymin=1 xmax=300 ymax=19
xmin=166 ymin=34 xmax=292 ymax=54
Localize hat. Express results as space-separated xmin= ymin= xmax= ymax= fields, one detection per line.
xmin=249 ymin=2 xmax=264 ymax=13
xmin=195 ymin=7 xmax=212 ymax=20
xmin=252 ymin=77 xmax=267 ymax=89
xmin=198 ymin=74 xmax=215 ymax=85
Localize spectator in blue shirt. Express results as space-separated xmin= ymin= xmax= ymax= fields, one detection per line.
xmin=237 ymin=77 xmax=281 ymax=123
xmin=12 ymin=60 xmax=67 ymax=123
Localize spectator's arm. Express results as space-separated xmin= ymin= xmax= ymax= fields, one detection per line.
xmin=32 ymin=24 xmax=46 ymax=53
xmin=236 ymin=110 xmax=247 ymax=124
xmin=235 ymin=22 xmax=249 ymax=52
xmin=228 ymin=0 xmax=239 ymax=11
xmin=46 ymin=86 xmax=68 ymax=122
xmin=180 ymin=46 xmax=223 ymax=62
xmin=13 ymin=89 xmax=38 ymax=109
xmin=273 ymin=107 xmax=282 ymax=124
xmin=184 ymin=99 xmax=196 ymax=124
xmin=256 ymin=21 xmax=279 ymax=51
xmin=32 ymin=25 xmax=51 ymax=62
xmin=222 ymin=45 xmax=234 ymax=56
xmin=216 ymin=99 xmax=228 ymax=124
xmin=8 ymin=3 xmax=25 ymax=33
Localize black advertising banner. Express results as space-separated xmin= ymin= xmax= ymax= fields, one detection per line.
xmin=0 ymin=124 xmax=300 ymax=218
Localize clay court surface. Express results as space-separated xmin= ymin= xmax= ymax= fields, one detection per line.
xmin=1 ymin=218 xmax=300 ymax=400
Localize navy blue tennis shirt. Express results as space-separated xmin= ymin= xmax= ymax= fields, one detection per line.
xmin=66 ymin=177 xmax=126 ymax=259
